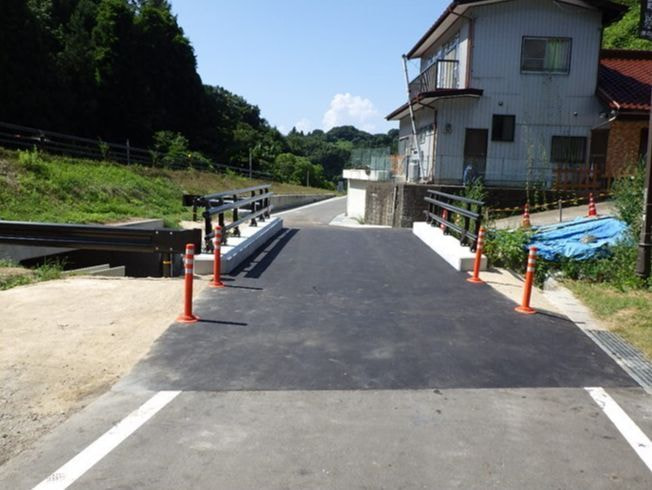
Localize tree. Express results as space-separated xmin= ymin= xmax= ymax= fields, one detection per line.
xmin=603 ymin=0 xmax=652 ymax=50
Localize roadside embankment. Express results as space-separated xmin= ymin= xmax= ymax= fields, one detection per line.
xmin=0 ymin=147 xmax=332 ymax=227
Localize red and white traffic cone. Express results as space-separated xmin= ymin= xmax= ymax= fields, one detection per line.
xmin=587 ymin=193 xmax=597 ymax=218
xmin=521 ymin=203 xmax=531 ymax=229
xmin=467 ymin=227 xmax=486 ymax=284
xmin=515 ymin=246 xmax=537 ymax=315
xmin=210 ymin=226 xmax=225 ymax=289
xmin=440 ymin=209 xmax=449 ymax=232
xmin=177 ymin=243 xmax=199 ymax=323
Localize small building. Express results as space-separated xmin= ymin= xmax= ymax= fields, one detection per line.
xmin=386 ymin=0 xmax=628 ymax=190
xmin=597 ymin=49 xmax=651 ymax=182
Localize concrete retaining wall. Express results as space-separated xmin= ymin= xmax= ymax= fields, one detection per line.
xmin=271 ymin=194 xmax=335 ymax=212
xmin=365 ymin=183 xmax=588 ymax=228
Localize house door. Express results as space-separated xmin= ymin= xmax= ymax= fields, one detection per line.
xmin=463 ymin=128 xmax=488 ymax=183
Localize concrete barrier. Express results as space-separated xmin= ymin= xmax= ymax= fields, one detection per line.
xmin=271 ymin=194 xmax=335 ymax=212
xmin=413 ymin=221 xmax=487 ymax=272
xmin=195 ymin=217 xmax=283 ymax=275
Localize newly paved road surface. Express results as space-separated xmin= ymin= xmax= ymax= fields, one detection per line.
xmin=2 ymin=196 xmax=651 ymax=489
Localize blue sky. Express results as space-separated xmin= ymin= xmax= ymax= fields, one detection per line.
xmin=169 ymin=0 xmax=447 ymax=135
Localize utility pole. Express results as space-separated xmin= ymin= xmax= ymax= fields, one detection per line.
xmin=402 ymin=55 xmax=422 ymax=182
xmin=248 ymin=148 xmax=253 ymax=179
xmin=635 ymin=0 xmax=652 ymax=278
xmin=635 ymin=89 xmax=652 ymax=278
xmin=306 ymin=169 xmax=310 ymax=187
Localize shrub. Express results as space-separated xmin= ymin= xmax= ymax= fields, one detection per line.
xmin=558 ymin=242 xmax=646 ymax=290
xmin=18 ymin=149 xmax=50 ymax=177
xmin=612 ymin=160 xmax=645 ymax=238
xmin=484 ymin=228 xmax=531 ymax=271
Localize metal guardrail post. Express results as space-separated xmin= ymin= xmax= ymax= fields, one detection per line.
xmin=250 ymin=190 xmax=258 ymax=227
xmin=162 ymin=253 xmax=172 ymax=278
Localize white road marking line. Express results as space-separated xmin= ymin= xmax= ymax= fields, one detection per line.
xmin=586 ymin=387 xmax=652 ymax=473
xmin=33 ymin=390 xmax=181 ymax=490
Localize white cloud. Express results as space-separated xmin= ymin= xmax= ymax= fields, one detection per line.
xmin=294 ymin=118 xmax=312 ymax=133
xmin=322 ymin=93 xmax=380 ymax=132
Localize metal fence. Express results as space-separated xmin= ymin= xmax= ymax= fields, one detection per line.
xmin=424 ymin=190 xmax=485 ymax=251
xmin=347 ymin=147 xmax=392 ymax=181
xmin=0 ymin=121 xmax=275 ymax=179
xmin=183 ymin=184 xmax=273 ymax=252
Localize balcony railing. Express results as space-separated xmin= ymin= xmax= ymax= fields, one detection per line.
xmin=408 ymin=60 xmax=459 ymax=99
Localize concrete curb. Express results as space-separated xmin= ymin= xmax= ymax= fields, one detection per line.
xmin=412 ymin=221 xmax=486 ymax=272
xmin=542 ymin=277 xmax=652 ymax=394
xmin=194 ymin=217 xmax=283 ymax=275
xmin=271 ymin=194 xmax=336 ymax=213
xmin=328 ymin=213 xmax=392 ymax=229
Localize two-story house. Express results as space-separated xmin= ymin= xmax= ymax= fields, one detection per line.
xmin=386 ymin=0 xmax=627 ymax=188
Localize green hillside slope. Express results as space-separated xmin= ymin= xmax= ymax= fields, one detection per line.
xmin=0 ymin=148 xmax=331 ymax=227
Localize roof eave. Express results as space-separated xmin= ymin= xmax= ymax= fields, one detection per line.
xmin=406 ymin=0 xmax=628 ymax=60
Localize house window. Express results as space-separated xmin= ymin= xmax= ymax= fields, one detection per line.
xmin=424 ymin=32 xmax=459 ymax=68
xmin=521 ymin=37 xmax=571 ymax=74
xmin=491 ymin=115 xmax=515 ymax=142
xmin=551 ymin=136 xmax=586 ymax=164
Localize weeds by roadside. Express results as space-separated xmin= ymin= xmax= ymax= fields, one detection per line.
xmin=566 ymin=281 xmax=652 ymax=359
xmin=0 ymin=259 xmax=64 ymax=291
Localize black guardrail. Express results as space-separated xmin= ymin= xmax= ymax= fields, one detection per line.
xmin=183 ymin=184 xmax=273 ymax=251
xmin=0 ymin=221 xmax=202 ymax=276
xmin=424 ymin=190 xmax=485 ymax=251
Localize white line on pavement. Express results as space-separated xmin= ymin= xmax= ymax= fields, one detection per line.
xmin=33 ymin=390 xmax=181 ymax=490
xmin=586 ymin=387 xmax=652 ymax=473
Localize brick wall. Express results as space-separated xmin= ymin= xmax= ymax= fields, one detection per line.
xmin=605 ymin=120 xmax=649 ymax=178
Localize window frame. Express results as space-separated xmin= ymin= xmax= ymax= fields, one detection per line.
xmin=491 ymin=115 xmax=516 ymax=142
xmin=551 ymin=136 xmax=587 ymax=165
xmin=520 ymin=36 xmax=572 ymax=75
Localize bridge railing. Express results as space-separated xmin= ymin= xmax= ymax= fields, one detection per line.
xmin=424 ymin=190 xmax=485 ymax=251
xmin=0 ymin=220 xmax=202 ymax=276
xmin=183 ymin=184 xmax=273 ymax=251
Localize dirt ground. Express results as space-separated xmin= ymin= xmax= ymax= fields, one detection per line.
xmin=0 ymin=275 xmax=207 ymax=467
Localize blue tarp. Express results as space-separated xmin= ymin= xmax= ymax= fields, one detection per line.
xmin=527 ymin=216 xmax=628 ymax=262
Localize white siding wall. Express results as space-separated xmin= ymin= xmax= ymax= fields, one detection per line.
xmin=405 ymin=0 xmax=606 ymax=186
xmin=419 ymin=18 xmax=469 ymax=88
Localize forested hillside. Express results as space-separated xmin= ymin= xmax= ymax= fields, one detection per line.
xmin=0 ymin=0 xmax=396 ymax=188
xmin=603 ymin=0 xmax=652 ymax=50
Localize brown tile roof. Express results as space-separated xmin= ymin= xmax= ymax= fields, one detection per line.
xmin=598 ymin=49 xmax=652 ymax=113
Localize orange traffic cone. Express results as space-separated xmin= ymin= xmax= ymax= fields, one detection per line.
xmin=587 ymin=193 xmax=597 ymax=218
xmin=521 ymin=203 xmax=531 ymax=229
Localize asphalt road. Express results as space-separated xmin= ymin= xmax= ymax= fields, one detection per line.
xmin=2 ymin=196 xmax=651 ymax=489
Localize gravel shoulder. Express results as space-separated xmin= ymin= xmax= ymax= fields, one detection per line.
xmin=0 ymin=275 xmax=207 ymax=466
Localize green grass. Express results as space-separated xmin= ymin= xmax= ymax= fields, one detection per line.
xmin=0 ymin=148 xmax=332 ymax=227
xmin=0 ymin=260 xmax=64 ymax=291
xmin=566 ymin=281 xmax=652 ymax=360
